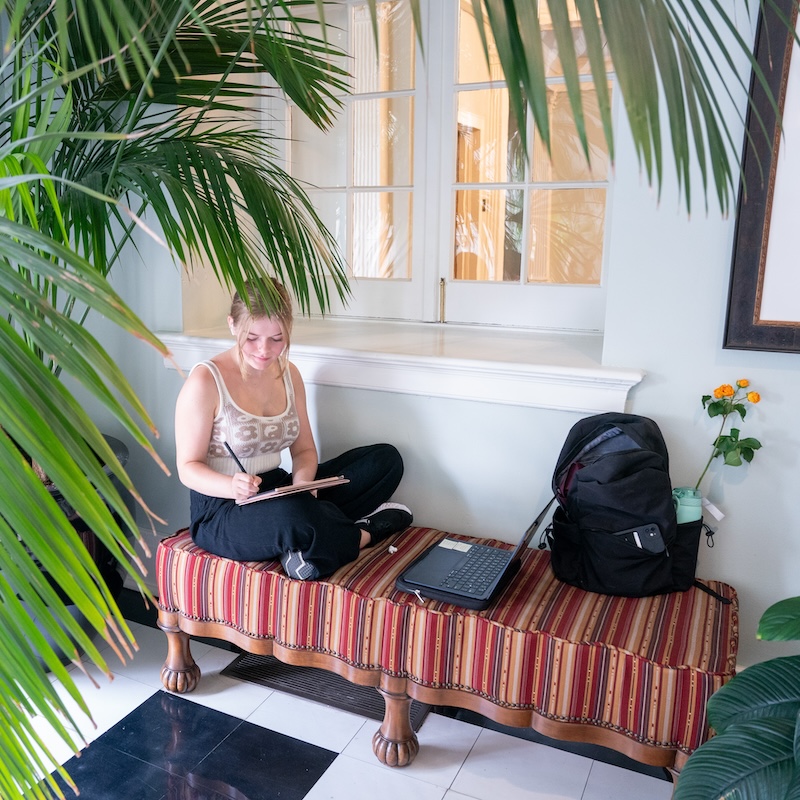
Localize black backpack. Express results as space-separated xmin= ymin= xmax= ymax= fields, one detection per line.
xmin=546 ymin=413 xmax=706 ymax=597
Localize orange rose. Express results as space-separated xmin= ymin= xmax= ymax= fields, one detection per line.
xmin=714 ymin=384 xmax=734 ymax=398
xmin=747 ymin=391 xmax=761 ymax=403
xmin=737 ymin=378 xmax=750 ymax=388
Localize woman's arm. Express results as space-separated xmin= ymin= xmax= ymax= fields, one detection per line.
xmin=287 ymin=363 xmax=319 ymax=485
xmin=175 ymin=366 xmax=261 ymax=501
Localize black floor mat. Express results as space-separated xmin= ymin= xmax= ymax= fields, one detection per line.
xmin=221 ymin=653 xmax=431 ymax=731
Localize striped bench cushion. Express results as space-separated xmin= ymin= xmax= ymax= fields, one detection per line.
xmin=157 ymin=525 xmax=738 ymax=754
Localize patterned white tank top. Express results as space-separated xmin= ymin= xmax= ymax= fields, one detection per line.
xmin=192 ymin=360 xmax=300 ymax=476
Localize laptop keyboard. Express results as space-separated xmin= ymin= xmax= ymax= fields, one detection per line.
xmin=440 ymin=545 xmax=511 ymax=595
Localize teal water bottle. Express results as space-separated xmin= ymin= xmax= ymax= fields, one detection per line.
xmin=672 ymin=487 xmax=703 ymax=524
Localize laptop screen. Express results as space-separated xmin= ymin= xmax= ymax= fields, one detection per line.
xmin=508 ymin=497 xmax=555 ymax=562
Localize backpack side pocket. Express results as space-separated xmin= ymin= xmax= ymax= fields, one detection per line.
xmin=547 ymin=507 xmax=585 ymax=589
xmin=671 ymin=518 xmax=704 ymax=591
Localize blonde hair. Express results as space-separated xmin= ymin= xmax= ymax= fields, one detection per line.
xmin=229 ymin=279 xmax=293 ymax=376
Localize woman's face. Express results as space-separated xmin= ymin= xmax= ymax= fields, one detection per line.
xmin=232 ymin=315 xmax=285 ymax=372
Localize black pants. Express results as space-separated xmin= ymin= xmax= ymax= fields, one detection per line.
xmin=190 ymin=444 xmax=403 ymax=577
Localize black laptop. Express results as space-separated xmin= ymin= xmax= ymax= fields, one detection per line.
xmin=395 ymin=498 xmax=555 ymax=610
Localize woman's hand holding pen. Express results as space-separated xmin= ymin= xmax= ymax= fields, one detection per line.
xmin=223 ymin=441 xmax=261 ymax=501
xmin=231 ymin=471 xmax=261 ymax=502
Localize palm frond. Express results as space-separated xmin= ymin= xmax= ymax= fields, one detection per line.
xmin=23 ymin=0 xmax=352 ymax=316
xmin=445 ymin=0 xmax=797 ymax=214
xmin=15 ymin=0 xmax=161 ymax=88
xmin=41 ymin=126 xmax=351 ymax=311
xmin=0 ymin=221 xmax=170 ymax=797
xmin=0 ymin=2 xmax=362 ymax=796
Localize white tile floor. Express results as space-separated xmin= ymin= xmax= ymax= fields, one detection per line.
xmin=39 ymin=621 xmax=675 ymax=800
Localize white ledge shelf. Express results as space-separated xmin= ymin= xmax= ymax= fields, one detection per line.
xmin=158 ymin=319 xmax=644 ymax=414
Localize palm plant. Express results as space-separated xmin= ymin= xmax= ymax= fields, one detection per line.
xmin=2 ymin=1 xmax=797 ymax=798
xmin=1 ymin=1 xmax=350 ymax=797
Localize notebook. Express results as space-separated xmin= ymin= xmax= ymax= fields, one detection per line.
xmin=395 ymin=497 xmax=555 ymax=610
xmin=235 ymin=476 xmax=349 ymax=505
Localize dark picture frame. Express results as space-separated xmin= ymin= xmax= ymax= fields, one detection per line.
xmin=725 ymin=0 xmax=800 ymax=352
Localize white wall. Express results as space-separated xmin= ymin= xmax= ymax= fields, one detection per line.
xmin=601 ymin=128 xmax=800 ymax=667
xmin=87 ymin=5 xmax=800 ymax=669
xmin=101 ymin=216 xmax=800 ymax=672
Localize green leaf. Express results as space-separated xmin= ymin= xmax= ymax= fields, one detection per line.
xmin=548 ymin=0 xmax=591 ymax=162
xmin=715 ymin=436 xmax=739 ymax=455
xmin=707 ymin=656 xmax=800 ymax=731
xmin=574 ymin=0 xmax=614 ymax=163
xmin=739 ymin=437 xmax=762 ymax=450
xmin=482 ymin=1 xmax=533 ymax=155
xmin=674 ymin=717 xmax=798 ymax=800
xmin=759 ymin=598 xmax=800 ymax=641
xmin=20 ymin=0 xmax=163 ymax=88
xmin=601 ymin=2 xmax=659 ymax=184
xmin=786 ymin=768 xmax=800 ymax=800
xmin=0 ymin=1 xmax=365 ymax=797
xmin=644 ymin=2 xmax=692 ymax=205
xmin=723 ymin=450 xmax=743 ymax=466
xmin=510 ymin=1 xmax=548 ymax=156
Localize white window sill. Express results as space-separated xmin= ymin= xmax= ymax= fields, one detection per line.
xmin=158 ymin=319 xmax=643 ymax=413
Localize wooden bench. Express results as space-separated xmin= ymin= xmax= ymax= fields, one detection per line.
xmin=156 ymin=526 xmax=738 ymax=778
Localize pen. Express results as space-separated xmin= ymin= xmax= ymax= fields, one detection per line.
xmin=223 ymin=440 xmax=247 ymax=473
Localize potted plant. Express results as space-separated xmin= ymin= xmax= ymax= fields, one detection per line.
xmin=673 ymin=596 xmax=800 ymax=799
xmin=1 ymin=2 xmax=351 ymax=797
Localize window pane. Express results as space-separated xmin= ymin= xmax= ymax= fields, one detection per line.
xmin=532 ymin=85 xmax=610 ymax=182
xmin=292 ymin=112 xmax=347 ymax=187
xmin=353 ymin=97 xmax=414 ymax=187
xmin=527 ymin=188 xmax=605 ymax=284
xmin=454 ymin=189 xmax=522 ymax=282
xmin=352 ymin=1 xmax=414 ymax=93
xmin=308 ymin=190 xmax=348 ymax=262
xmin=456 ymin=89 xmax=523 ymax=184
xmin=352 ymin=191 xmax=412 ymax=278
xmin=457 ymin=1 xmax=502 ymax=84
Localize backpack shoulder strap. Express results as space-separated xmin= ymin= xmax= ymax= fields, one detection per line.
xmin=692 ymin=579 xmax=732 ymax=604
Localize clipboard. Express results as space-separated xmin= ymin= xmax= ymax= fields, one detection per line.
xmin=235 ymin=476 xmax=349 ymax=505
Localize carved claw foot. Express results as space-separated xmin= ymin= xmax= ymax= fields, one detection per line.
xmin=160 ymin=662 xmax=201 ymax=694
xmin=372 ymin=727 xmax=419 ymax=767
xmin=158 ymin=612 xmax=201 ymax=694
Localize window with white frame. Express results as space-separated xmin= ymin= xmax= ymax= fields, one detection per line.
xmin=288 ymin=0 xmax=613 ymax=331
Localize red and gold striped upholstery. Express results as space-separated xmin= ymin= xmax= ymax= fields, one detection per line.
xmin=157 ymin=526 xmax=738 ymax=756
